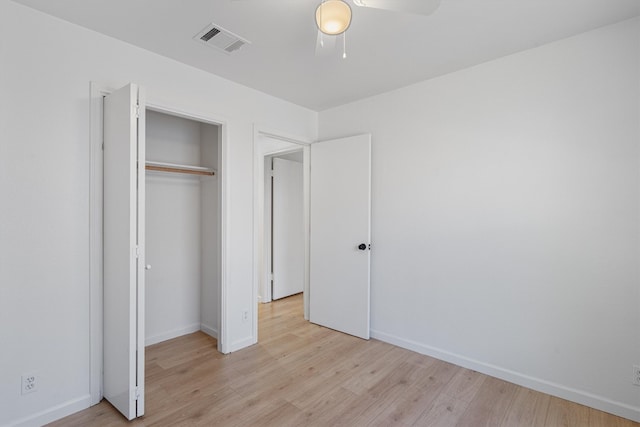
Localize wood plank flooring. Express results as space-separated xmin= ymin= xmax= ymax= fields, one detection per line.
xmin=48 ymin=294 xmax=638 ymax=426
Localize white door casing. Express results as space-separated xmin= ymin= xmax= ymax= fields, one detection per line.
xmin=272 ymin=157 xmax=304 ymax=300
xmin=309 ymin=134 xmax=371 ymax=339
xmin=103 ymin=83 xmax=145 ymax=419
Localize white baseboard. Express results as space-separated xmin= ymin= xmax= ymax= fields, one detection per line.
xmin=145 ymin=323 xmax=201 ymax=346
xmin=229 ymin=336 xmax=257 ymax=352
xmin=370 ymin=329 xmax=640 ymax=423
xmin=200 ymin=323 xmax=218 ymax=339
xmin=9 ymin=394 xmax=91 ymax=427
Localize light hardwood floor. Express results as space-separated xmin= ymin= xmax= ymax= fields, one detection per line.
xmin=49 ymin=294 xmax=638 ymax=426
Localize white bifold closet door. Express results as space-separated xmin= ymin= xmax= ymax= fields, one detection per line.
xmin=272 ymin=157 xmax=304 ymax=300
xmin=103 ymin=83 xmax=146 ymax=420
xmin=309 ymin=134 xmax=371 ymax=340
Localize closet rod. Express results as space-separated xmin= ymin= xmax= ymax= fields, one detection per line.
xmin=145 ymin=161 xmax=215 ymax=176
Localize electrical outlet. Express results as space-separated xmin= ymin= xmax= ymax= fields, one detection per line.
xmin=21 ymin=373 xmax=37 ymax=395
xmin=242 ymin=310 xmax=249 ymax=322
xmin=633 ymin=365 xmax=640 ymax=386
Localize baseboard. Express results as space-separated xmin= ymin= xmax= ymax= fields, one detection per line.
xmin=200 ymin=323 xmax=218 ymax=339
xmin=370 ymin=329 xmax=640 ymax=423
xmin=145 ymin=323 xmax=201 ymax=346
xmin=8 ymin=394 xmax=91 ymax=427
xmin=229 ymin=336 xmax=257 ymax=352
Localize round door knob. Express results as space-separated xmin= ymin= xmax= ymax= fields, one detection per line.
xmin=358 ymin=243 xmax=367 ymax=250
xmin=145 ymin=264 xmax=152 ymax=270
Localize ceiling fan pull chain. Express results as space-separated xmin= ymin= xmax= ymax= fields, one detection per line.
xmin=343 ymin=31 xmax=347 ymax=59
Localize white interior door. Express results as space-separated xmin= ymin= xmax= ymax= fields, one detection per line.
xmin=103 ymin=83 xmax=145 ymax=419
xmin=309 ymin=134 xmax=371 ymax=339
xmin=272 ymin=157 xmax=304 ymax=300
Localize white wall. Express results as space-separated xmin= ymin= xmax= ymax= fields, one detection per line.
xmin=146 ymin=173 xmax=202 ymax=345
xmin=319 ymin=17 xmax=640 ymax=421
xmin=0 ymin=1 xmax=316 ymax=425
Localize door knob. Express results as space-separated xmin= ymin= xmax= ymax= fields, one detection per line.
xmin=145 ymin=264 xmax=152 ymax=270
xmin=358 ymin=243 xmax=367 ymax=250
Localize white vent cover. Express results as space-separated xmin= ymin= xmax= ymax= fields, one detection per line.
xmin=194 ymin=23 xmax=250 ymax=54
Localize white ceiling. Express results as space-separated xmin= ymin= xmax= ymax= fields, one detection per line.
xmin=13 ymin=0 xmax=640 ymax=111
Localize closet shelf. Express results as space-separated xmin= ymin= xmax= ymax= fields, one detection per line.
xmin=145 ymin=161 xmax=215 ymax=176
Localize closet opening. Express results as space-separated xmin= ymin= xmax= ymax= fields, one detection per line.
xmin=145 ymin=109 xmax=221 ymax=349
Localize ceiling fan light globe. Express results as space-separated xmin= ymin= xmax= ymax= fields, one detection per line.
xmin=316 ymin=0 xmax=352 ymax=35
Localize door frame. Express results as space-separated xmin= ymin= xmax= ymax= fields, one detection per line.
xmin=89 ymin=82 xmax=229 ymax=405
xmin=252 ymin=126 xmax=311 ymax=336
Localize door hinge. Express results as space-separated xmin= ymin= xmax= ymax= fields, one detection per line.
xmin=135 ymin=104 xmax=140 ymax=119
xmin=135 ymin=387 xmax=140 ymax=400
xmin=135 ymin=246 xmax=140 ymax=258
xmin=270 ymin=272 xmax=274 ymax=281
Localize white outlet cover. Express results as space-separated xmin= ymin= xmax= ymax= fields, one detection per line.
xmin=21 ymin=373 xmax=37 ymax=394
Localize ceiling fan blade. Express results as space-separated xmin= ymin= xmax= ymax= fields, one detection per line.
xmin=352 ymin=0 xmax=441 ymax=16
xmin=315 ymin=31 xmax=337 ymax=57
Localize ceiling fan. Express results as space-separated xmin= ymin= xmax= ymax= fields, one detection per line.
xmin=315 ymin=0 xmax=441 ymax=57
xmin=234 ymin=0 xmax=441 ymax=58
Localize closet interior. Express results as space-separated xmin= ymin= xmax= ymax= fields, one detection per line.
xmin=144 ymin=109 xmax=220 ymax=347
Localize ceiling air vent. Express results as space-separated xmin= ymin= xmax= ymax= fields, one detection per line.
xmin=194 ymin=23 xmax=250 ymax=54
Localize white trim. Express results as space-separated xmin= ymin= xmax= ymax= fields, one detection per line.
xmin=89 ymin=83 xmax=232 ymax=409
xmin=9 ymin=395 xmax=91 ymax=427
xmin=252 ymin=125 xmax=312 ymax=347
xmin=262 ymin=155 xmax=273 ymax=304
xmin=370 ymin=329 xmax=640 ymax=423
xmin=256 ymin=126 xmax=314 ymax=146
xmin=230 ymin=336 xmax=258 ymax=353
xmin=218 ymin=121 xmax=230 ymax=354
xmin=145 ymin=324 xmax=202 ymax=347
xmin=302 ymin=145 xmax=310 ymax=321
xmin=200 ymin=324 xmax=219 ymax=339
